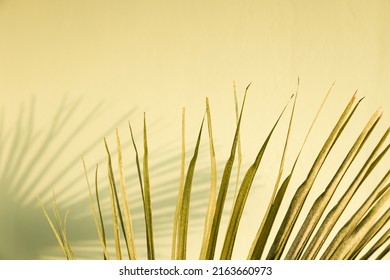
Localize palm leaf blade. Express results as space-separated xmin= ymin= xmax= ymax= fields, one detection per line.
xmin=176 ymin=117 xmax=204 ymax=260
xmin=267 ymin=93 xmax=358 ymax=259
xmin=200 ymin=98 xmax=218 ymax=259
xmin=205 ymin=84 xmax=250 ymax=259
xmin=361 ymin=228 xmax=390 ymax=260
xmin=286 ymin=109 xmax=382 ymax=259
xmin=142 ymin=115 xmax=155 ymax=259
xmin=303 ymin=129 xmax=390 ymax=259
xmin=171 ymin=108 xmax=186 ymax=259
xmin=221 ymin=95 xmax=294 ymax=259
xmin=116 ymin=129 xmax=137 ymax=259
xmin=321 ymin=171 xmax=390 ymax=259
xmin=104 ymin=139 xmax=122 ymax=260
xmin=330 ymin=184 xmax=390 ymax=259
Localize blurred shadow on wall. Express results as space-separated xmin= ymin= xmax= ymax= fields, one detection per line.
xmin=0 ymin=96 xmax=136 ymax=259
xmin=0 ymin=96 xmax=220 ymax=259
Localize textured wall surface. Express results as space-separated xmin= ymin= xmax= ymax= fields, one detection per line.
xmin=0 ymin=0 xmax=389 ymax=259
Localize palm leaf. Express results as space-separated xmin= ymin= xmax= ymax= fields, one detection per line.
xmin=171 ymin=108 xmax=186 ymax=259
xmin=220 ymin=94 xmax=294 ymax=259
xmin=351 ymin=208 xmax=390 ymax=259
xmin=232 ymin=81 xmax=243 ymax=204
xmin=176 ymin=116 xmax=205 ymax=259
xmin=104 ymin=139 xmax=122 ymax=259
xmin=267 ymin=93 xmax=359 ymax=259
xmin=204 ymin=83 xmax=250 ymax=259
xmin=199 ymin=98 xmax=218 ymax=259
xmin=376 ymin=242 xmax=390 ymax=260
xmin=286 ymin=108 xmax=382 ymax=259
xmin=116 ymin=129 xmax=137 ymax=259
xmin=330 ymin=182 xmax=390 ymax=259
xmin=360 ymin=228 xmax=390 ymax=260
xmin=41 ymin=83 xmax=389 ymax=260
xmin=321 ymin=170 xmax=390 ymax=259
xmin=82 ymin=160 xmax=110 ymax=259
xmin=38 ymin=194 xmax=74 ymax=260
xmin=129 ymin=120 xmax=155 ymax=259
xmin=142 ymin=115 xmax=155 ymax=259
xmin=303 ymin=128 xmax=390 ymax=259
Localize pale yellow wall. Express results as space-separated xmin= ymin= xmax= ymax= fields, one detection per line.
xmin=0 ymin=0 xmax=389 ymax=259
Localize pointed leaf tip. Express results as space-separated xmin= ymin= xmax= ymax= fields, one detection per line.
xmin=357 ymin=96 xmax=366 ymax=103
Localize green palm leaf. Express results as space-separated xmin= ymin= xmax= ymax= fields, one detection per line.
xmin=42 ymin=83 xmax=389 ymax=260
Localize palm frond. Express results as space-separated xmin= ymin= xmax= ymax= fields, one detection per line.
xmin=42 ymin=83 xmax=389 ymax=260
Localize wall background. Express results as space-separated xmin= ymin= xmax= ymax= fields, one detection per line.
xmin=0 ymin=0 xmax=389 ymax=259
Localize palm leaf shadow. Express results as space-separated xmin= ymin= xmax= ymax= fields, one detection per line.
xmin=0 ymin=96 xmax=139 ymax=259
xmin=38 ymin=84 xmax=390 ymax=260
xmin=71 ymin=134 xmax=234 ymax=260
xmin=0 ymin=96 xmax=223 ymax=259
